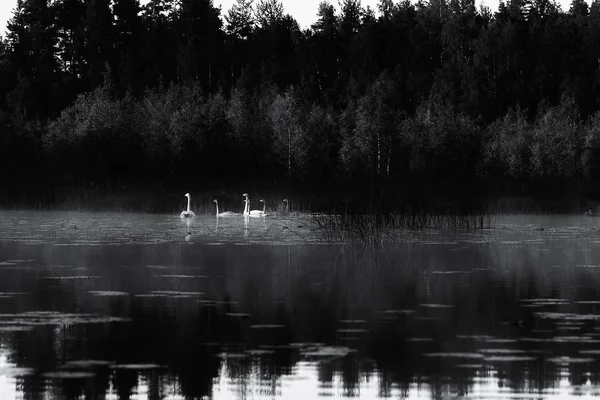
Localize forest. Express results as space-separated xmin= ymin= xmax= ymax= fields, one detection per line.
xmin=1 ymin=0 xmax=600 ymax=214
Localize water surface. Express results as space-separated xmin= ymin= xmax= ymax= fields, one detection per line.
xmin=1 ymin=211 xmax=600 ymax=399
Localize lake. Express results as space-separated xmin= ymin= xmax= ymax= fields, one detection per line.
xmin=1 ymin=211 xmax=600 ymax=399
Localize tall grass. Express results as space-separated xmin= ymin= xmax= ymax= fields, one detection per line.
xmin=311 ymin=210 xmax=492 ymax=243
xmin=306 ymin=184 xmax=495 ymax=243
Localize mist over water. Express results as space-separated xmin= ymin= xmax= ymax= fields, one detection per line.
xmin=1 ymin=212 xmax=600 ymax=398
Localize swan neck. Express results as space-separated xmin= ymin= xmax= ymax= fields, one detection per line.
xmin=215 ymin=201 xmax=219 ymax=215
xmin=187 ymin=196 xmax=191 ymax=212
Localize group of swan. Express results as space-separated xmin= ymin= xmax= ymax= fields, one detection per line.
xmin=181 ymin=193 xmax=285 ymax=218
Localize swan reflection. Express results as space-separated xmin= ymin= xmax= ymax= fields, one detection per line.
xmin=184 ymin=218 xmax=192 ymax=241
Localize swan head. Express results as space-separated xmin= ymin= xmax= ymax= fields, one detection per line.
xmin=213 ymin=199 xmax=217 ymax=203
xmin=184 ymin=193 xmax=190 ymax=198
xmin=260 ymin=199 xmax=264 ymax=203
xmin=242 ymin=193 xmax=248 ymax=198
xmin=283 ymin=199 xmax=288 ymax=203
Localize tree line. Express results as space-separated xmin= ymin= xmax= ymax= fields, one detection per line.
xmin=1 ymin=0 xmax=600 ymax=212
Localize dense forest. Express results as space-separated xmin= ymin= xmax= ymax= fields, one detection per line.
xmin=1 ymin=0 xmax=600 ymax=214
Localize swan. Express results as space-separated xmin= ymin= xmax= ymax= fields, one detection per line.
xmin=252 ymin=199 xmax=267 ymax=216
xmin=242 ymin=193 xmax=267 ymax=217
xmin=213 ymin=199 xmax=239 ymax=217
xmin=249 ymin=199 xmax=266 ymax=217
xmin=180 ymin=193 xmax=196 ymax=218
xmin=242 ymin=193 xmax=250 ymax=216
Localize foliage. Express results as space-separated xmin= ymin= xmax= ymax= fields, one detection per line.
xmin=483 ymin=106 xmax=532 ymax=177
xmin=530 ymin=95 xmax=583 ymax=178
xmin=3 ymin=0 xmax=600 ymax=212
xmin=268 ymin=88 xmax=308 ymax=176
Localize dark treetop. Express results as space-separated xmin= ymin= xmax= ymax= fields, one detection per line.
xmin=1 ymin=0 xmax=600 ymax=214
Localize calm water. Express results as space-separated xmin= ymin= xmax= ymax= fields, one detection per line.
xmin=2 ymin=211 xmax=600 ymax=399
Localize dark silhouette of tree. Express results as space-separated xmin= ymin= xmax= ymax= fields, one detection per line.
xmin=2 ymin=0 xmax=600 ymax=210
xmin=83 ymin=0 xmax=114 ymax=89
xmin=225 ymin=0 xmax=256 ymax=89
xmin=5 ymin=0 xmax=59 ymax=119
xmin=175 ymin=0 xmax=223 ymax=92
xmin=255 ymin=0 xmax=284 ymax=28
xmin=113 ymin=0 xmax=144 ymax=94
xmin=140 ymin=0 xmax=178 ymax=87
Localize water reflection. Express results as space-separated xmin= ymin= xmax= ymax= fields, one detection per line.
xmin=2 ymin=214 xmax=600 ymax=398
xmin=185 ymin=218 xmax=192 ymax=242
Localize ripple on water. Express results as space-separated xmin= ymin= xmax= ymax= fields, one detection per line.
xmin=520 ymin=336 xmax=600 ymax=344
xmin=111 ymin=364 xmax=164 ymax=369
xmin=456 ymin=335 xmax=495 ymax=341
xmin=0 ymin=326 xmax=34 ymax=332
xmin=535 ymin=312 xmax=600 ymax=321
xmin=289 ymin=343 xmax=326 ymax=349
xmin=246 ymin=349 xmax=275 ymax=356
xmin=579 ymin=350 xmax=600 ymax=355
xmin=336 ymin=328 xmax=368 ymax=333
xmin=484 ymin=338 xmax=519 ymax=344
xmin=479 ymin=349 xmax=526 ymax=354
xmin=150 ymin=291 xmax=204 ymax=296
xmin=89 ymin=291 xmax=129 ymax=297
xmin=377 ymin=310 xmax=416 ymax=316
xmin=43 ymin=371 xmax=96 ymax=379
xmin=520 ymin=298 xmax=570 ymax=304
xmin=455 ymin=364 xmax=484 ymax=369
xmin=60 ymin=360 xmax=115 ymax=369
xmin=215 ymin=352 xmax=250 ymax=359
xmin=134 ymin=293 xmax=166 ymax=298
xmin=0 ymin=311 xmax=131 ymax=326
xmin=301 ymin=346 xmax=357 ymax=358
xmin=250 ymin=324 xmax=286 ymax=329
xmin=0 ymin=367 xmax=35 ymax=376
xmin=423 ymin=353 xmax=484 ymax=359
xmin=547 ymin=356 xmax=595 ymax=364
xmin=427 ymin=271 xmax=474 ymax=275
xmin=484 ymin=356 xmax=537 ymax=362
xmin=419 ymin=304 xmax=455 ymax=308
xmin=42 ymin=276 xmax=101 ymax=280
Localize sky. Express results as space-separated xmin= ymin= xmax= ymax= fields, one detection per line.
xmin=0 ymin=0 xmax=579 ymax=37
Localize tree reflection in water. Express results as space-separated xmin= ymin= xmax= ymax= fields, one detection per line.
xmin=0 ymin=214 xmax=600 ymax=398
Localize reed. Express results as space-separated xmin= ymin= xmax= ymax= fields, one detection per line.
xmin=307 ymin=188 xmax=494 ymax=243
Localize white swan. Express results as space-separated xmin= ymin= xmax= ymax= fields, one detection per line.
xmin=242 ymin=193 xmax=266 ymax=217
xmin=180 ymin=193 xmax=196 ymax=218
xmin=249 ymin=199 xmax=266 ymax=217
xmin=213 ymin=199 xmax=239 ymax=217
xmin=243 ymin=198 xmax=249 ymax=215
xmin=242 ymin=193 xmax=250 ymax=216
xmin=251 ymin=199 xmax=267 ymax=217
